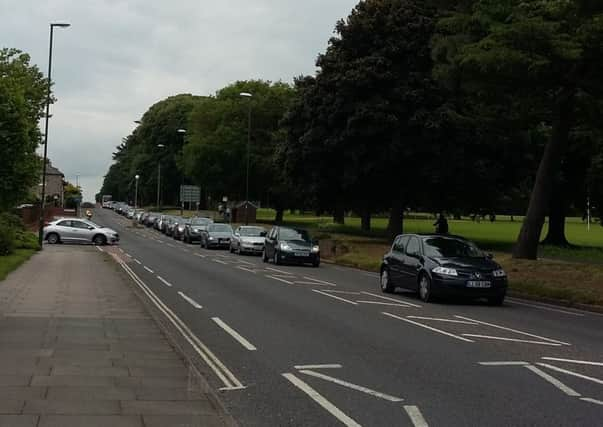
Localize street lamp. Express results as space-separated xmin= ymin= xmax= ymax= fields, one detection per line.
xmin=134 ymin=174 xmax=140 ymax=209
xmin=156 ymin=144 xmax=165 ymax=210
xmin=240 ymin=92 xmax=252 ymax=225
xmin=176 ymin=129 xmax=187 ymax=214
xmin=38 ymin=22 xmax=70 ymax=248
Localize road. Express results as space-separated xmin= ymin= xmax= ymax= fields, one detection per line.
xmin=93 ymin=208 xmax=603 ymax=426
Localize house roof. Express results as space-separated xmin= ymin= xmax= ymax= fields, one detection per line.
xmin=45 ymin=161 xmax=64 ymax=177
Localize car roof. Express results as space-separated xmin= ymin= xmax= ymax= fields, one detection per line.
xmin=396 ymin=233 xmax=469 ymax=241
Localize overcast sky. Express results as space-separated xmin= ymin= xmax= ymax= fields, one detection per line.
xmin=1 ymin=0 xmax=358 ymax=202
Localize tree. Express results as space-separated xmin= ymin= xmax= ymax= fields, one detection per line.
xmin=433 ymin=0 xmax=603 ymax=259
xmin=0 ymin=48 xmax=48 ymax=210
xmin=63 ymin=182 xmax=82 ymax=209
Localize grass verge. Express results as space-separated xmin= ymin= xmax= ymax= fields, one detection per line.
xmin=0 ymin=249 xmax=37 ymax=281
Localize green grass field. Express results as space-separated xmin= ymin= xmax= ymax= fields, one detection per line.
xmin=0 ymin=249 xmax=37 ymax=281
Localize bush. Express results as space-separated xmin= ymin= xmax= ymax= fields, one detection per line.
xmin=0 ymin=222 xmax=16 ymax=255
xmin=0 ymin=212 xmax=32 ymax=255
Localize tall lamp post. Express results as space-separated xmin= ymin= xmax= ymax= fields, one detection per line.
xmin=177 ymin=129 xmax=186 ymax=214
xmin=156 ymin=144 xmax=165 ymax=210
xmin=38 ymin=22 xmax=70 ymax=248
xmin=134 ymin=174 xmax=140 ymax=209
xmin=240 ymin=92 xmax=252 ymax=225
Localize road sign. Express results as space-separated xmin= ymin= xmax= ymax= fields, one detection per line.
xmin=180 ymin=185 xmax=201 ymax=203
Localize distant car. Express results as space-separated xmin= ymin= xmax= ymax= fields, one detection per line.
xmin=380 ymin=234 xmax=507 ymax=305
xmin=165 ymin=216 xmax=182 ymax=237
xmin=200 ymin=223 xmax=233 ymax=249
xmin=144 ymin=213 xmax=159 ymax=227
xmin=173 ymin=219 xmax=187 ymax=241
xmin=230 ymin=226 xmax=267 ymax=255
xmin=43 ymin=218 xmax=119 ymax=245
xmin=263 ymin=226 xmax=320 ymax=267
xmin=184 ymin=217 xmax=213 ymax=243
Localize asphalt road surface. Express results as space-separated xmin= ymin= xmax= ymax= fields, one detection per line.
xmin=91 ymin=208 xmax=603 ymax=426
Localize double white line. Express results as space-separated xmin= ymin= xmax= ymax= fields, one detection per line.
xmin=119 ymin=261 xmax=244 ymax=390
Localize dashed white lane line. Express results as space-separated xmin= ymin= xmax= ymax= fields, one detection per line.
xmin=134 ymin=259 xmax=142 ymax=265
xmin=581 ymin=397 xmax=603 ymax=406
xmin=479 ymin=361 xmax=529 ymax=366
xmin=361 ymin=291 xmax=422 ymax=308
xmin=167 ymin=243 xmax=175 ymax=248
xmin=178 ymin=291 xmax=203 ymax=309
xmin=282 ymin=373 xmax=361 ymax=427
xmin=524 ymin=365 xmax=581 ymax=396
xmin=212 ymin=317 xmax=257 ymax=351
xmin=157 ymin=275 xmax=173 ymax=287
xmin=96 ymin=246 xmax=104 ymax=252
xmin=125 ymin=253 xmax=133 ymax=258
xmin=383 ymin=312 xmax=474 ymax=343
xmin=404 ymin=405 xmax=429 ymax=427
xmin=213 ymin=259 xmax=228 ymax=265
xmin=267 ymin=275 xmax=294 ymax=285
xmin=194 ymin=253 xmax=206 ymax=258
xmin=407 ymin=316 xmax=478 ymax=325
xmin=294 ymin=364 xmax=342 ymax=370
xmin=182 ymin=249 xmax=190 ymax=253
xmin=118 ymin=248 xmax=124 ymax=253
xmin=454 ymin=315 xmax=570 ymax=346
xmin=157 ymin=240 xmax=164 ymax=244
xmin=461 ymin=334 xmax=562 ymax=346
xmin=236 ymin=259 xmax=255 ymax=266
xmin=236 ymin=266 xmax=256 ymax=274
xmin=537 ymin=363 xmax=603 ymax=385
xmin=299 ymin=370 xmax=404 ymax=402
xmin=303 ymin=276 xmax=337 ymax=286
xmin=356 ymin=300 xmax=411 ymax=307
xmin=143 ymin=266 xmax=155 ymax=274
xmin=312 ymin=289 xmax=358 ymax=305
xmin=541 ymin=357 xmax=603 ymax=366
xmin=265 ymin=267 xmax=294 ymax=275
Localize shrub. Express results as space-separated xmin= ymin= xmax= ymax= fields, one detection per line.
xmin=0 ymin=212 xmax=30 ymax=255
xmin=0 ymin=221 xmax=16 ymax=255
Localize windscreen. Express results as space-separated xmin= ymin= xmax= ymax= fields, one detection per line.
xmin=240 ymin=227 xmax=265 ymax=237
xmin=279 ymin=228 xmax=311 ymax=242
xmin=210 ymin=224 xmax=232 ymax=232
xmin=423 ymin=237 xmax=484 ymax=258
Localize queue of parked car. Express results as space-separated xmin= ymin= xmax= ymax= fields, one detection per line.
xmin=104 ymin=202 xmax=508 ymax=304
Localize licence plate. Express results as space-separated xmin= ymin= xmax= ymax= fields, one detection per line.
xmin=294 ymin=252 xmax=307 ymax=257
xmin=467 ymin=281 xmax=491 ymax=288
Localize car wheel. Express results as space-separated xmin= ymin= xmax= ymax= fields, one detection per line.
xmin=380 ymin=268 xmax=394 ymax=293
xmin=262 ymin=250 xmax=268 ymax=263
xmin=47 ymin=233 xmax=60 ymax=244
xmin=312 ymin=259 xmax=320 ymax=268
xmin=93 ymin=234 xmax=107 ymax=246
xmin=418 ymin=274 xmax=432 ymax=302
xmin=229 ymin=245 xmax=234 ymax=253
xmin=487 ymin=295 xmax=505 ymax=306
xmin=274 ymin=251 xmax=281 ymax=265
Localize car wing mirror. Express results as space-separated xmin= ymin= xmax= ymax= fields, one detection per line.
xmin=88 ymin=226 xmax=94 ymax=230
xmin=260 ymin=231 xmax=267 ymax=237
xmin=487 ymin=253 xmax=494 ymax=259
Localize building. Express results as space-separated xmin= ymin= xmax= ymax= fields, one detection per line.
xmin=37 ymin=160 xmax=65 ymax=207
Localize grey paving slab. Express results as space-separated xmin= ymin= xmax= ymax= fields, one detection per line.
xmin=114 ymin=376 xmax=190 ymax=388
xmin=47 ymin=386 xmax=136 ymax=401
xmin=31 ymin=375 xmax=115 ymax=387
xmin=112 ymin=358 xmax=184 ymax=369
xmin=0 ymin=400 xmax=24 ymax=414
xmin=51 ymin=366 xmax=129 ymax=377
xmin=39 ymin=415 xmax=142 ymax=427
xmin=0 ymin=386 xmax=46 ymax=400
xmin=128 ymin=367 xmax=188 ymax=377
xmin=40 ymin=357 xmax=114 ymax=368
xmin=23 ymin=399 xmax=120 ymax=415
xmin=135 ymin=387 xmax=205 ymax=401
xmin=0 ymin=415 xmax=39 ymax=427
xmin=0 ymin=376 xmax=31 ymax=386
xmin=121 ymin=400 xmax=215 ymax=415
xmin=143 ymin=415 xmax=226 ymax=427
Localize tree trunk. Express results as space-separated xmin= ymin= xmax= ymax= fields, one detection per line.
xmin=387 ymin=200 xmax=404 ymax=242
xmin=274 ymin=207 xmax=284 ymax=224
xmin=513 ymin=90 xmax=574 ymax=259
xmin=360 ymin=208 xmax=371 ymax=232
xmin=333 ymin=201 xmax=345 ymax=225
xmin=541 ymin=188 xmax=569 ymax=246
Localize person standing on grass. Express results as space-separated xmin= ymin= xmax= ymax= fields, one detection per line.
xmin=434 ymin=213 xmax=449 ymax=234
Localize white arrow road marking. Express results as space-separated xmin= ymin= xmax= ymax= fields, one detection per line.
xmin=265 ymin=267 xmax=294 ymax=275
xmin=356 ymin=301 xmax=410 ymax=307
xmin=479 ymin=361 xmax=529 ymax=366
xmin=236 ymin=266 xmax=256 ymax=273
xmin=194 ymin=253 xmax=206 ymax=258
xmin=541 ymin=357 xmax=603 ymax=366
xmin=404 ymin=405 xmax=429 ymax=427
xmin=302 ymin=276 xmax=337 ymax=286
xmin=537 ymin=363 xmax=603 ymax=385
xmin=267 ymin=275 xmax=294 ymax=284
xmin=143 ymin=266 xmax=154 ymax=274
xmin=524 ymin=365 xmax=581 ymax=396
xmin=294 ymin=364 xmax=343 ymax=370
xmin=580 ymin=397 xmax=603 ymax=406
xmin=212 ymin=317 xmax=257 ymax=351
xmin=299 ymin=370 xmax=404 ymax=402
xmin=407 ymin=316 xmax=477 ymax=325
xmin=361 ymin=291 xmax=422 ymax=308
xmin=313 ymin=289 xmax=358 ymax=305
xmin=462 ymin=334 xmax=562 ymax=346
xmin=213 ymin=259 xmax=228 ymax=265
xmin=454 ymin=315 xmax=570 ymax=346
xmin=383 ymin=313 xmax=474 ymax=343
xmin=282 ymin=373 xmax=361 ymax=427
xmin=157 ymin=276 xmax=173 ymax=287
xmin=178 ymin=292 xmax=203 ymax=309
xmin=134 ymin=259 xmax=142 ymax=265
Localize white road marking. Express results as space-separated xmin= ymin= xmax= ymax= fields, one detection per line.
xmin=282 ymin=373 xmax=361 ymax=427
xmin=266 ymin=267 xmax=294 ymax=275
xmin=182 ymin=249 xmax=190 ymax=253
xmin=178 ymin=291 xmax=203 ymax=309
xmin=479 ymin=361 xmax=529 ymax=366
xmin=537 ymin=363 xmax=603 ymax=385
xmin=541 ymin=357 xmax=603 ymax=366
xmin=303 ymin=276 xmax=337 ymax=287
xmin=134 ymin=259 xmax=142 ymax=265
xmin=143 ymin=266 xmax=154 ymax=274
xmin=383 ymin=313 xmax=474 ymax=343
xmin=313 ymin=289 xmax=358 ymax=305
xmin=356 ymin=300 xmax=410 ymax=307
xmin=167 ymin=243 xmax=175 ymax=248
xmin=362 ymin=291 xmax=422 ymax=308
xmin=580 ymin=397 xmax=603 ymax=406
xmin=404 ymin=405 xmax=429 ymax=427
xmin=407 ymin=316 xmax=477 ymax=325
xmin=508 ymin=299 xmax=585 ymax=316
xmin=119 ymin=262 xmax=244 ymax=390
xmin=213 ymin=259 xmax=228 ymax=265
xmin=96 ymin=246 xmax=104 ymax=252
xmin=299 ymin=369 xmax=404 ymax=402
xmin=157 ymin=276 xmax=173 ymax=287
xmin=363 ymin=272 xmax=380 ymax=278
xmin=524 ymin=365 xmax=581 ymax=396
xmin=157 ymin=240 xmax=164 ymax=243
xmin=194 ymin=253 xmax=206 ymax=258
xmin=461 ymin=334 xmax=562 ymax=346
xmin=454 ymin=315 xmax=570 ymax=346
xmin=236 ymin=259 xmax=255 ymax=266
xmin=212 ymin=317 xmax=257 ymax=351
xmin=236 ymin=266 xmax=256 ymax=274
xmin=323 ymin=290 xmax=362 ymax=295
xmin=118 ymin=248 xmax=124 ymax=253
xmin=267 ymin=275 xmax=294 ymax=285
xmin=294 ymin=364 xmax=343 ymax=370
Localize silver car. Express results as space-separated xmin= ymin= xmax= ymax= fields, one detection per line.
xmin=230 ymin=226 xmax=267 ymax=254
xmin=200 ymin=223 xmax=233 ymax=249
xmin=44 ymin=218 xmax=119 ymax=245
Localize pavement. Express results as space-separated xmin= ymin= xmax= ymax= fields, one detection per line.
xmin=0 ymin=244 xmax=233 ymax=427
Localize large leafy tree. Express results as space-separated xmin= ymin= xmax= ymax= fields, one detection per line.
xmin=433 ymin=0 xmax=603 ymax=259
xmin=0 ymin=48 xmax=48 ymax=210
